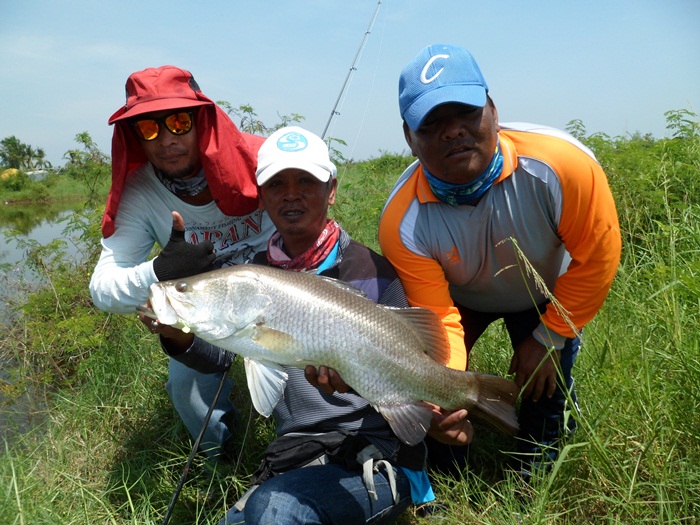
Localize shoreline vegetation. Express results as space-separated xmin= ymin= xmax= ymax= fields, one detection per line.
xmin=1 ymin=111 xmax=699 ymax=523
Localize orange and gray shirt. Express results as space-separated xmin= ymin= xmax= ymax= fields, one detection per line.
xmin=379 ymin=123 xmax=621 ymax=370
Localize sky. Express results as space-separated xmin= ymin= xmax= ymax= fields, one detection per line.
xmin=1 ymin=0 xmax=698 ymax=167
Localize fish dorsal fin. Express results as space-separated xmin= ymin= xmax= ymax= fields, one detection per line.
xmin=244 ymin=357 xmax=288 ymax=417
xmin=313 ymin=274 xmax=368 ymax=299
xmin=374 ymin=402 xmax=434 ymax=446
xmin=382 ymin=306 xmax=451 ymax=366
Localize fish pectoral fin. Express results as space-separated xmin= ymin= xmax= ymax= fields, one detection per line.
xmin=244 ymin=357 xmax=288 ymax=417
xmin=252 ymin=324 xmax=303 ymax=353
xmin=374 ymin=402 xmax=434 ymax=446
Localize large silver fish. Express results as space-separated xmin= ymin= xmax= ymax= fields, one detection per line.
xmin=145 ymin=265 xmax=519 ymax=446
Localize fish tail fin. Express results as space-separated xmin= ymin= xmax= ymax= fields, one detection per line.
xmin=468 ymin=374 xmax=520 ymax=435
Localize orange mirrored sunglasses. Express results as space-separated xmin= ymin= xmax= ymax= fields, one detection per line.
xmin=130 ymin=111 xmax=194 ymax=141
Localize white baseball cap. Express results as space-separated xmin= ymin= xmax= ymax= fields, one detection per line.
xmin=256 ymin=126 xmax=337 ymax=185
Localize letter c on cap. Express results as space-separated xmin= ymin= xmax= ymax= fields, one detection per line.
xmin=421 ymin=54 xmax=450 ymax=84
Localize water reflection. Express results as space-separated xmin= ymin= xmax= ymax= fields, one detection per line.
xmin=1 ymin=201 xmax=86 ymax=441
xmin=0 ymin=202 xmax=85 ymax=267
xmin=0 ymin=200 xmax=82 ymax=234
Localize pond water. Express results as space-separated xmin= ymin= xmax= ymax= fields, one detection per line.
xmin=0 ymin=201 xmax=85 ymax=266
xmin=0 ymin=201 xmax=87 ymax=442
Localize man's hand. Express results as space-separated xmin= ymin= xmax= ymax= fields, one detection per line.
xmin=508 ymin=335 xmax=560 ymax=402
xmin=138 ymin=305 xmax=194 ymax=354
xmin=153 ymin=211 xmax=215 ymax=281
xmin=304 ymin=365 xmax=351 ymax=394
xmin=427 ymin=404 xmax=473 ymax=446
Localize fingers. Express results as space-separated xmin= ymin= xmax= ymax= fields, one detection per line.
xmin=138 ymin=313 xmax=160 ymax=334
xmin=304 ymin=365 xmax=320 ymax=387
xmin=305 ymin=366 xmax=334 ymax=394
xmin=137 ymin=312 xmax=190 ymax=343
xmin=168 ymin=211 xmax=186 ymax=242
xmin=521 ymin=363 xmax=558 ymax=402
xmin=304 ymin=366 xmax=350 ymax=394
xmin=507 ymin=352 xmax=518 ymax=377
xmin=429 ymin=408 xmax=473 ymax=445
xmin=435 ymin=408 xmax=469 ymax=430
xmin=317 ymin=366 xmax=335 ymax=394
xmin=546 ymin=373 xmax=558 ymax=399
xmin=327 ymin=369 xmax=350 ymax=393
xmin=171 ymin=211 xmax=185 ymax=232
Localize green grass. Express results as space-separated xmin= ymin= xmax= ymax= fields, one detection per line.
xmin=1 ymin=124 xmax=699 ymax=523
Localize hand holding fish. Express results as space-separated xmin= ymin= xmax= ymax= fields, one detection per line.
xmin=138 ymin=301 xmax=195 ymax=352
xmin=508 ymin=335 xmax=560 ymax=402
xmin=427 ymin=404 xmax=473 ymax=446
xmin=304 ymin=365 xmax=351 ymax=394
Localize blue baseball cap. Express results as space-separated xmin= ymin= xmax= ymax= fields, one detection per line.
xmin=399 ymin=44 xmax=489 ymax=131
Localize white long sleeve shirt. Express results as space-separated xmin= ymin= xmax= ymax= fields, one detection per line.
xmin=89 ymin=163 xmax=275 ymax=314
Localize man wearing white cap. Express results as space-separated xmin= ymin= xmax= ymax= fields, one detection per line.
xmin=169 ymin=126 xmax=441 ymax=524
xmin=379 ymin=44 xmax=622 ymax=477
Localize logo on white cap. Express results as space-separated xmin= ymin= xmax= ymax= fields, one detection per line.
xmin=276 ymin=132 xmax=308 ymax=152
xmin=420 ymin=54 xmax=450 ymax=84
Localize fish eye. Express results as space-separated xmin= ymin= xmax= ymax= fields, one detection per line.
xmin=175 ymin=281 xmax=188 ymax=292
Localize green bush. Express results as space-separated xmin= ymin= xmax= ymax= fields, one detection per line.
xmin=0 ymin=169 xmax=30 ymax=192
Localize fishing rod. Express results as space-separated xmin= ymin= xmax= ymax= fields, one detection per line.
xmin=321 ymin=0 xmax=382 ymax=140
xmin=162 ymin=360 xmax=232 ymax=525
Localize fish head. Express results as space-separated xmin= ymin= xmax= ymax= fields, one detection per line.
xmin=147 ymin=266 xmax=272 ymax=341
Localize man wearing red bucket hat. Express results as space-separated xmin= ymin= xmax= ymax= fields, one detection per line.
xmin=89 ymin=65 xmax=275 ymax=460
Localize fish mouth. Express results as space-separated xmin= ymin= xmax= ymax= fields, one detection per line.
xmin=136 ymin=304 xmax=157 ymax=319
xmin=148 ymin=285 xmax=184 ymax=326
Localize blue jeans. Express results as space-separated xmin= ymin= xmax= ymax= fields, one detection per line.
xmin=166 ymin=358 xmax=236 ymax=460
xmin=219 ymin=462 xmax=412 ymax=525
xmin=431 ymin=303 xmax=581 ymax=472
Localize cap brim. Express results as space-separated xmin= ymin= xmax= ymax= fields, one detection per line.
xmin=403 ymin=84 xmax=487 ymax=130
xmin=257 ymin=161 xmax=333 ymax=186
xmin=108 ymin=98 xmax=211 ymax=124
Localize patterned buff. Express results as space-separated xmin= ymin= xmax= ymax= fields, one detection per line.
xmin=267 ymin=219 xmax=340 ymax=271
xmin=424 ymin=140 xmax=504 ymax=206
xmin=155 ymin=168 xmax=209 ymax=197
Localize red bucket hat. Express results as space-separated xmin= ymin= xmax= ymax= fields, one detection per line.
xmin=108 ymin=65 xmax=211 ymax=123
xmin=101 ymin=66 xmax=264 ymax=238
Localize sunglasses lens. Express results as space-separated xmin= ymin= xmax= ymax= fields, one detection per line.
xmin=165 ymin=112 xmax=193 ymax=135
xmin=131 ymin=111 xmax=193 ymax=141
xmin=133 ymin=119 xmax=159 ymax=141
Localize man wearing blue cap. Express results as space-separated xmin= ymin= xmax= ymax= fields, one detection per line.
xmin=379 ymin=44 xmax=622 ymax=477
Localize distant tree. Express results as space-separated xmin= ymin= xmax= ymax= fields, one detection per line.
xmin=29 ymin=147 xmax=52 ymax=170
xmin=0 ymin=136 xmax=53 ymax=171
xmin=63 ymin=132 xmax=109 ymax=168
xmin=62 ymin=132 xmax=111 ymax=205
xmin=565 ymin=119 xmax=587 ymax=141
xmin=664 ymin=108 xmax=700 ymax=140
xmin=1 ymin=136 xmax=29 ymax=169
